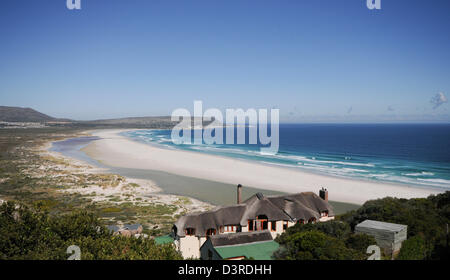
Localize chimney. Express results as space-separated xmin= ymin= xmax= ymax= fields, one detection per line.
xmin=237 ymin=184 xmax=242 ymax=204
xmin=319 ymin=187 xmax=328 ymax=202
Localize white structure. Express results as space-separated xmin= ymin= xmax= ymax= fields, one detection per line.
xmin=172 ymin=186 xmax=334 ymax=259
xmin=355 ymin=220 xmax=407 ymax=256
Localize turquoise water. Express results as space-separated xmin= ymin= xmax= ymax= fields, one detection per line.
xmin=122 ymin=124 xmax=450 ymax=191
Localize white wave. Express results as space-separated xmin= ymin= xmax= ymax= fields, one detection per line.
xmin=294 ymin=156 xmax=375 ymax=167
xmin=403 ymin=172 xmax=435 ymax=176
xmin=298 ymin=164 xmax=371 ymax=178
xmin=261 ymin=161 xmax=296 ymax=168
xmin=267 ymin=153 xmax=374 ymax=167
xmin=368 ymin=174 xmax=389 ymax=178
xmin=417 ymin=178 xmax=450 ymax=185
xmin=341 ymin=168 xmax=369 ymax=173
xmin=361 ymin=174 xmax=450 ymax=189
xmin=303 ymin=163 xmax=325 ymax=168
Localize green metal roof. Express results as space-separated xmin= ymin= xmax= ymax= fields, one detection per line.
xmin=214 ymin=241 xmax=279 ymax=260
xmin=154 ymin=235 xmax=174 ymax=245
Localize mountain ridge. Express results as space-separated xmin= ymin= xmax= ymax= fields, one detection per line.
xmin=0 ymin=106 xmax=210 ymax=129
xmin=0 ymin=106 xmax=70 ymax=122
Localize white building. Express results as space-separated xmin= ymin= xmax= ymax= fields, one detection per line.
xmin=172 ymin=186 xmax=334 ymax=259
xmin=355 ymin=220 xmax=408 ymax=257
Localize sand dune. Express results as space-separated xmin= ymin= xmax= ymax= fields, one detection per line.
xmin=82 ymin=129 xmax=443 ymax=204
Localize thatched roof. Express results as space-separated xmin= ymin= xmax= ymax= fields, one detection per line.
xmin=174 ymin=205 xmax=247 ymax=237
xmin=266 ymin=192 xmax=334 ymax=220
xmin=208 ymin=230 xmax=273 ymax=247
xmin=174 ymin=192 xmax=334 ymax=237
xmin=240 ymin=194 xmax=291 ymax=223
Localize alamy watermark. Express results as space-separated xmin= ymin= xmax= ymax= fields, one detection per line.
xmin=367 ymin=0 xmax=381 ymax=10
xmin=67 ymin=1 xmax=380 ymax=11
xmin=171 ymin=101 xmax=280 ymax=155
xmin=367 ymin=245 xmax=381 ymax=260
xmin=67 ymin=245 xmax=81 ymax=260
xmin=67 ymin=0 xmax=81 ymax=10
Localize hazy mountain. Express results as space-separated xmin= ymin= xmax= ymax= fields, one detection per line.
xmin=0 ymin=106 xmax=69 ymax=122
xmin=0 ymin=106 xmax=211 ymax=129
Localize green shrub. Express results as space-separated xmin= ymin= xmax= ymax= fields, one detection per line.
xmin=396 ymin=235 xmax=426 ymax=260
xmin=274 ymin=229 xmax=363 ymax=260
xmin=0 ymin=201 xmax=182 ymax=260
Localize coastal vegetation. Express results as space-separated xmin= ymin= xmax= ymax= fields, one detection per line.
xmin=0 ymin=201 xmax=181 ymax=260
xmin=273 ymin=221 xmax=376 ymax=260
xmin=340 ymin=192 xmax=450 ymax=260
xmin=274 ymin=192 xmax=449 ymax=260
xmin=0 ymin=128 xmax=207 ymax=241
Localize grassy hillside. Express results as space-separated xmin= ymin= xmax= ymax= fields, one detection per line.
xmin=0 ymin=106 xmax=62 ymax=122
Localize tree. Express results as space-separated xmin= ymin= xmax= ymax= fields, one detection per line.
xmin=273 ymin=230 xmax=362 ymax=260
xmin=276 ymin=220 xmax=351 ymax=245
xmin=0 ymin=202 xmax=182 ymax=260
xmin=339 ymin=191 xmax=450 ymax=260
xmin=396 ymin=235 xmax=426 ymax=260
xmin=345 ymin=233 xmax=377 ymax=257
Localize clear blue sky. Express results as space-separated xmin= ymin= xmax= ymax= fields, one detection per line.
xmin=1 ymin=0 xmax=449 ymax=122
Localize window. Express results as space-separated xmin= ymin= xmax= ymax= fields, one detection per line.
xmin=206 ymin=228 xmax=216 ymax=237
xmin=271 ymin=221 xmax=277 ymax=231
xmin=297 ymin=219 xmax=304 ymax=225
xmin=185 ymin=228 xmax=195 ymax=236
xmin=308 ymin=217 xmax=316 ymax=224
xmin=261 ymin=220 xmax=268 ymax=230
xmin=283 ymin=221 xmax=288 ymax=231
xmin=224 ymin=225 xmax=236 ymax=232
xmin=248 ymin=220 xmax=254 ymax=231
xmin=256 ymin=215 xmax=268 ymax=231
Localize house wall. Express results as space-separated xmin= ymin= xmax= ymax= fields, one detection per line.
xmin=241 ymin=220 xmax=310 ymax=238
xmin=394 ymin=228 xmax=407 ymax=243
xmin=179 ymin=216 xmax=336 ymax=258
xmin=393 ymin=228 xmax=407 ymax=254
xmin=199 ymin=237 xmax=207 ymax=247
xmin=241 ymin=221 xmax=284 ymax=238
xmin=221 ymin=225 xmax=239 ymax=234
xmin=319 ymin=216 xmax=335 ymax=222
xmin=269 ymin=221 xmax=284 ymax=239
xmin=178 ymin=236 xmax=202 ymax=259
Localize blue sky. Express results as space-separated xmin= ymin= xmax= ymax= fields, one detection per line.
xmin=0 ymin=0 xmax=449 ymax=122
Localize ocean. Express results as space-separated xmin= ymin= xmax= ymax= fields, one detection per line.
xmin=122 ymin=124 xmax=450 ymax=191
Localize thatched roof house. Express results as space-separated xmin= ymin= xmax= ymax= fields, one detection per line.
xmin=174 ymin=191 xmax=334 ymax=238
xmin=173 ymin=187 xmax=334 ymax=259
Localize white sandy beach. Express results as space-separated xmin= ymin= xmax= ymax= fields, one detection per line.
xmin=82 ymin=129 xmax=444 ymax=205
xmin=42 ymin=136 xmax=212 ymax=213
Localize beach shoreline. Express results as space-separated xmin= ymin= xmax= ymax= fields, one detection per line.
xmin=81 ymin=129 xmax=444 ymax=205
xmin=43 ymin=131 xmax=213 ymax=214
